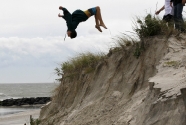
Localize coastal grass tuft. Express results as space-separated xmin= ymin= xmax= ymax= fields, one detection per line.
xmin=111 ymin=13 xmax=173 ymax=58
xmin=133 ymin=14 xmax=171 ymax=39
xmin=30 ymin=115 xmax=41 ymax=125
xmin=131 ymin=13 xmax=175 ymax=58
xmin=55 ymin=52 xmax=106 ymax=81
xmin=113 ymin=33 xmax=138 ymax=49
xmin=164 ymin=61 xmax=179 ymax=68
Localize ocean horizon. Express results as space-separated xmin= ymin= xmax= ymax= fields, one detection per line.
xmin=0 ymin=82 xmax=58 ymax=116
xmin=0 ymin=83 xmax=57 ymax=100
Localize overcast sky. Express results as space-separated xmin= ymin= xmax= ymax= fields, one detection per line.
xmin=0 ymin=0 xmax=169 ymax=83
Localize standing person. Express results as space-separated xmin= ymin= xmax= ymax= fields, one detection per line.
xmin=58 ymin=6 xmax=107 ymax=39
xmin=170 ymin=0 xmax=186 ymax=32
xmin=155 ymin=0 xmax=174 ymax=27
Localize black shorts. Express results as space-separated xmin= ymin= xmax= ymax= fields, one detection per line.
xmin=88 ymin=7 xmax=97 ymax=16
xmin=163 ymin=14 xmax=173 ymax=22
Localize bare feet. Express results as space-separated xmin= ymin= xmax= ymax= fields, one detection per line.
xmin=99 ymin=24 xmax=107 ymax=29
xmin=95 ymin=25 xmax=102 ymax=32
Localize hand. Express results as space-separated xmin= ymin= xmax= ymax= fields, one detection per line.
xmin=155 ymin=10 xmax=160 ymax=15
xmin=58 ymin=13 xmax=62 ymax=17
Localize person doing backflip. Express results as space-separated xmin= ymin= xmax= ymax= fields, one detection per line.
xmin=58 ymin=6 xmax=107 ymax=39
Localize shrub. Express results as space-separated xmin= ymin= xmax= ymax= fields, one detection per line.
xmin=133 ymin=14 xmax=169 ymax=39
xmin=131 ymin=13 xmax=173 ymax=58
xmin=30 ymin=115 xmax=41 ymax=125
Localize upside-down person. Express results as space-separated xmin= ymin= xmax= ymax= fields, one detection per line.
xmin=58 ymin=6 xmax=107 ymax=39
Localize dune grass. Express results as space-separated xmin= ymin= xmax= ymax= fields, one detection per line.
xmin=131 ymin=13 xmax=175 ymax=58
xmin=55 ymin=52 xmax=106 ymax=81
xmin=133 ymin=14 xmax=172 ymax=39
xmin=112 ymin=33 xmax=138 ymax=48
xmin=30 ymin=115 xmax=41 ymax=125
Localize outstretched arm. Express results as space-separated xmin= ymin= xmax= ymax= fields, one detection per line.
xmin=58 ymin=6 xmax=71 ymax=20
xmin=58 ymin=6 xmax=74 ymax=31
xmin=155 ymin=6 xmax=165 ymax=15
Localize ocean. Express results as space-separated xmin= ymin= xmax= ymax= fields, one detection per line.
xmin=0 ymin=83 xmax=58 ymax=116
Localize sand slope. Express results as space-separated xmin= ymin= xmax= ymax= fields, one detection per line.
xmin=39 ymin=35 xmax=186 ymax=125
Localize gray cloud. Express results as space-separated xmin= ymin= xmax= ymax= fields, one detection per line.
xmin=0 ymin=0 xmax=165 ymax=83
xmin=0 ymin=35 xmax=111 ymax=82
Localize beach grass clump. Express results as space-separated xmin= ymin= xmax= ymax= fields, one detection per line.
xmin=30 ymin=115 xmax=41 ymax=125
xmin=111 ymin=14 xmax=170 ymax=59
xmin=133 ymin=42 xmax=143 ymax=59
xmin=133 ymin=14 xmax=169 ymax=39
xmin=164 ymin=61 xmax=179 ymax=68
xmin=110 ymin=33 xmax=139 ymax=56
xmin=113 ymin=33 xmax=138 ymax=48
xmin=55 ymin=52 xmax=105 ymax=81
xmin=131 ymin=13 xmax=173 ymax=58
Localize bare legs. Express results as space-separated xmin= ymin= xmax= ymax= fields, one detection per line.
xmin=95 ymin=6 xmax=107 ymax=32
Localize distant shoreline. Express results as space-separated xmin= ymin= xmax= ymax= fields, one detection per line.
xmin=0 ymin=97 xmax=51 ymax=107
xmin=0 ymin=108 xmax=40 ymax=125
xmin=0 ymin=105 xmax=42 ymax=116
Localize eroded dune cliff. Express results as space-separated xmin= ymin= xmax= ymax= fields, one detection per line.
xmin=39 ymin=34 xmax=186 ymax=125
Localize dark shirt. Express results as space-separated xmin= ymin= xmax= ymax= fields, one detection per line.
xmin=62 ymin=8 xmax=88 ymax=31
xmin=170 ymin=0 xmax=182 ymax=6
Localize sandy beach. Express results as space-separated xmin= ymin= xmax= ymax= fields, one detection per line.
xmin=0 ymin=109 xmax=40 ymax=125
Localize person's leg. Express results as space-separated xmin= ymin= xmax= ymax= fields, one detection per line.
xmin=177 ymin=3 xmax=185 ymax=31
xmin=163 ymin=14 xmax=174 ymax=28
xmin=95 ymin=6 xmax=107 ymax=29
xmin=94 ymin=14 xmax=102 ymax=32
xmin=168 ymin=15 xmax=174 ymax=29
xmin=174 ymin=5 xmax=179 ymax=30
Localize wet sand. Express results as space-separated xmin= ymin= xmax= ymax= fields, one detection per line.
xmin=0 ymin=109 xmax=40 ymax=125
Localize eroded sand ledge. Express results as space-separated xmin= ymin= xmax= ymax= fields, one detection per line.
xmin=40 ymin=35 xmax=186 ymax=125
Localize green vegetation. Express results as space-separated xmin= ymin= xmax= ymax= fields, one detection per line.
xmin=113 ymin=33 xmax=137 ymax=48
xmin=30 ymin=115 xmax=41 ymax=125
xmin=133 ymin=42 xmax=143 ymax=59
xmin=111 ymin=13 xmax=173 ymax=59
xmin=132 ymin=13 xmax=175 ymax=58
xmin=164 ymin=61 xmax=179 ymax=67
xmin=133 ymin=14 xmax=171 ymax=39
xmin=55 ymin=52 xmax=105 ymax=81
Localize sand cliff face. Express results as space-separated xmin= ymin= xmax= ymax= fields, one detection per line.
xmin=39 ymin=35 xmax=186 ymax=125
